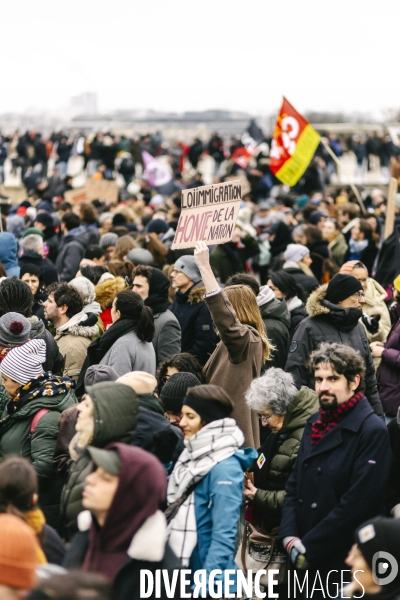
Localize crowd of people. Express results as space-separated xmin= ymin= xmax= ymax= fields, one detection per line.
xmin=0 ymin=127 xmax=400 ymax=600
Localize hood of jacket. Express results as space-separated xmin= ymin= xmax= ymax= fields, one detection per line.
xmin=259 ymin=297 xmax=291 ymax=329
xmin=56 ymin=311 xmax=99 ymax=339
xmin=281 ymin=386 xmax=319 ymax=434
xmin=364 ymin=277 xmax=388 ymax=307
xmin=137 ymin=392 xmax=164 ymax=416
xmin=175 ymin=282 xmax=206 ymax=306
xmin=27 ymin=315 xmax=46 ymax=338
xmin=306 ymin=284 xmax=362 ymax=331
xmin=144 ymin=268 xmax=170 ymax=315
xmin=233 ymin=446 xmax=258 ymax=471
xmin=0 ymin=232 xmax=19 ymax=275
xmin=88 ymin=382 xmax=140 ymax=448
xmin=95 ymin=277 xmax=126 ymax=310
xmin=81 ymin=443 xmax=167 ymax=579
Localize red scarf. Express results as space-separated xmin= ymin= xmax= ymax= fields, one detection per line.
xmin=311 ymin=391 xmax=364 ymax=445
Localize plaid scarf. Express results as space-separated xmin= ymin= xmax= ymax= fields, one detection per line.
xmin=166 ymin=418 xmax=244 ymax=565
xmin=311 ymin=391 xmax=364 ymax=445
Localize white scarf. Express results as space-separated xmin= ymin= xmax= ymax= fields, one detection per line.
xmin=166 ymin=418 xmax=244 ymax=565
xmin=56 ymin=310 xmax=88 ymax=333
xmin=286 ymin=295 xmax=303 ymax=312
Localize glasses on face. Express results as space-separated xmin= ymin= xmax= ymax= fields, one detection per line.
xmin=257 ymin=412 xmax=273 ymax=423
xmin=352 ymin=292 xmax=365 ymax=299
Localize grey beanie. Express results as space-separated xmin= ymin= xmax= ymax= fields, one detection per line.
xmin=174 ymin=255 xmax=201 ymax=284
xmin=283 ymin=243 xmax=310 ymax=264
xmin=160 ymin=372 xmax=201 ymax=413
xmin=69 ymin=277 xmax=96 ymax=305
xmin=0 ymin=312 xmax=31 ymax=347
xmin=99 ymin=233 xmax=119 ymax=249
xmin=126 ymin=248 xmax=154 ymax=266
xmin=84 ymin=365 xmax=119 ymax=388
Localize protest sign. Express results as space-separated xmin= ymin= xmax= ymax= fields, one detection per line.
xmin=64 ymin=179 xmax=119 ymax=204
xmin=270 ymin=97 xmax=320 ymax=187
xmin=171 ymin=180 xmax=242 ymax=250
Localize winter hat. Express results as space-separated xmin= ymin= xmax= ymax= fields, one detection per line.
xmin=99 ymin=212 xmax=113 ymax=225
xmin=394 ymin=274 xmax=400 ymax=293
xmin=34 ymin=212 xmax=54 ymax=228
xmin=283 ymin=243 xmax=310 ymax=264
xmin=0 ymin=312 xmax=31 ymax=347
xmin=147 ymin=219 xmax=169 ymax=235
xmin=309 ymin=211 xmax=325 ymax=226
xmin=84 ymin=365 xmax=119 ymax=387
xmin=23 ymin=227 xmax=45 ymax=240
xmin=340 ymin=260 xmax=367 ymax=275
xmin=36 ymin=201 xmax=53 ymax=214
xmin=0 ymin=513 xmax=38 ymax=589
xmin=355 ymin=517 xmax=400 ymax=590
xmin=19 ymin=263 xmax=42 ymax=280
xmin=99 ymin=233 xmax=119 ymax=249
xmin=174 ymin=255 xmax=201 ymax=284
xmin=117 ymin=371 xmax=157 ymax=395
xmin=126 ymin=248 xmax=154 ymax=266
xmin=161 ymin=372 xmax=201 ymax=413
xmin=325 ymin=274 xmax=362 ymax=305
xmin=7 ymin=215 xmax=26 ymax=239
xmin=69 ymin=276 xmax=96 ymax=305
xmin=0 ymin=338 xmax=46 ymax=385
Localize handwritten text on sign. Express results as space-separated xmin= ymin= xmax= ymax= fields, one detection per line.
xmin=171 ymin=180 xmax=241 ymax=249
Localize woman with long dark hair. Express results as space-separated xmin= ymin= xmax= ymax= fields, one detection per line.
xmin=79 ymin=290 xmax=156 ymax=383
xmin=268 ymin=270 xmax=308 ymax=337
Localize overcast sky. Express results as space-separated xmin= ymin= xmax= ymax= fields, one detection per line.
xmin=2 ymin=0 xmax=397 ymax=117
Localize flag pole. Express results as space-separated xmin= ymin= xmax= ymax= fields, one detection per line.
xmin=320 ymin=138 xmax=366 ymax=215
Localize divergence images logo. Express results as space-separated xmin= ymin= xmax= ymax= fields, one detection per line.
xmin=372 ymin=551 xmax=398 ymax=586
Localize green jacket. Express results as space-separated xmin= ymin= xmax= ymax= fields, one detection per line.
xmin=252 ymin=386 xmax=319 ymax=530
xmin=60 ymin=383 xmax=140 ymax=541
xmin=0 ymin=385 xmax=77 ymax=528
xmin=329 ymin=233 xmax=348 ymax=268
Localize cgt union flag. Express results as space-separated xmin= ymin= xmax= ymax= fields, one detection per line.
xmin=270 ymin=97 xmax=320 ymax=186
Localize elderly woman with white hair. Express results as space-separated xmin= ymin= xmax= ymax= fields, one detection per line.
xmin=237 ymin=368 xmax=318 ymax=589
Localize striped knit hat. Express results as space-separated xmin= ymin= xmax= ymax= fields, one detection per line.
xmin=0 ymin=339 xmax=46 ymax=385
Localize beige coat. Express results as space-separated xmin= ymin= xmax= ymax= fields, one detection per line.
xmin=55 ymin=318 xmax=99 ymax=381
xmin=204 ymin=291 xmax=263 ymax=448
xmin=362 ymin=278 xmax=391 ymax=369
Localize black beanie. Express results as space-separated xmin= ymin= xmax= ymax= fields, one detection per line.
xmin=160 ymin=372 xmax=201 ymax=413
xmin=325 ymin=274 xmax=363 ymax=304
xmin=356 ymin=517 xmax=400 ymax=589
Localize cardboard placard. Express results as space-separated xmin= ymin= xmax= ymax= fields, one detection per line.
xmin=64 ymin=179 xmax=120 ymax=204
xmin=64 ymin=188 xmax=89 ymax=204
xmin=171 ymin=180 xmax=242 ymax=250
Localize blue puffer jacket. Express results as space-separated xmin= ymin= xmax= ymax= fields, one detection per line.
xmin=190 ymin=447 xmax=257 ymax=594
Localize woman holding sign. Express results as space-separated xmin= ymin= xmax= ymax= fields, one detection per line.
xmin=194 ymin=241 xmax=271 ymax=448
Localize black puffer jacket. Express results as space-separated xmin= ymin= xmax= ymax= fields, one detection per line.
xmin=258 ymin=297 xmax=291 ymax=370
xmin=285 ymin=285 xmax=384 ymax=418
xmin=170 ymin=283 xmax=217 ymax=366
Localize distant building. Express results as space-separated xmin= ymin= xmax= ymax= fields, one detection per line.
xmin=69 ymin=93 xmax=98 ymax=117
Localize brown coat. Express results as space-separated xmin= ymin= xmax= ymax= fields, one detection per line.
xmin=203 ymin=291 xmax=263 ymax=448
